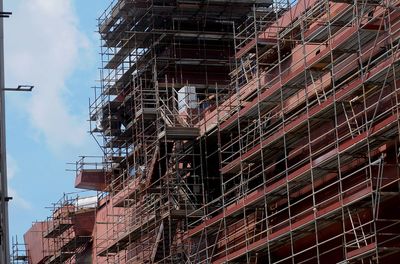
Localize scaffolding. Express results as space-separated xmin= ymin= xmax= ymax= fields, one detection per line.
xmin=21 ymin=0 xmax=400 ymax=263
xmin=87 ymin=0 xmax=270 ymax=263
xmin=11 ymin=236 xmax=28 ymax=264
xmin=89 ymin=0 xmax=400 ymax=263
xmin=187 ymin=0 xmax=400 ymax=263
xmin=49 ymin=193 xmax=96 ymax=264
xmin=23 ymin=193 xmax=96 ymax=264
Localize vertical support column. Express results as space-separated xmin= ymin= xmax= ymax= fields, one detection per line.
xmin=0 ymin=0 xmax=10 ymax=263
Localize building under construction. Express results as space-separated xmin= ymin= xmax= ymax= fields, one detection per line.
xmin=19 ymin=0 xmax=400 ymax=263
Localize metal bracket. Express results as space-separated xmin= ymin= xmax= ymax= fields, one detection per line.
xmin=0 ymin=12 xmax=11 ymax=18
xmin=3 ymin=85 xmax=34 ymax=92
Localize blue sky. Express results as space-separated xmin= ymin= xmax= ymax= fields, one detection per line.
xmin=4 ymin=0 xmax=110 ymax=243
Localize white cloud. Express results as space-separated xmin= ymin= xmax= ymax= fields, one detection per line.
xmin=6 ymin=154 xmax=18 ymax=180
xmin=5 ymin=0 xmax=93 ymax=152
xmin=6 ymin=155 xmax=31 ymax=209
